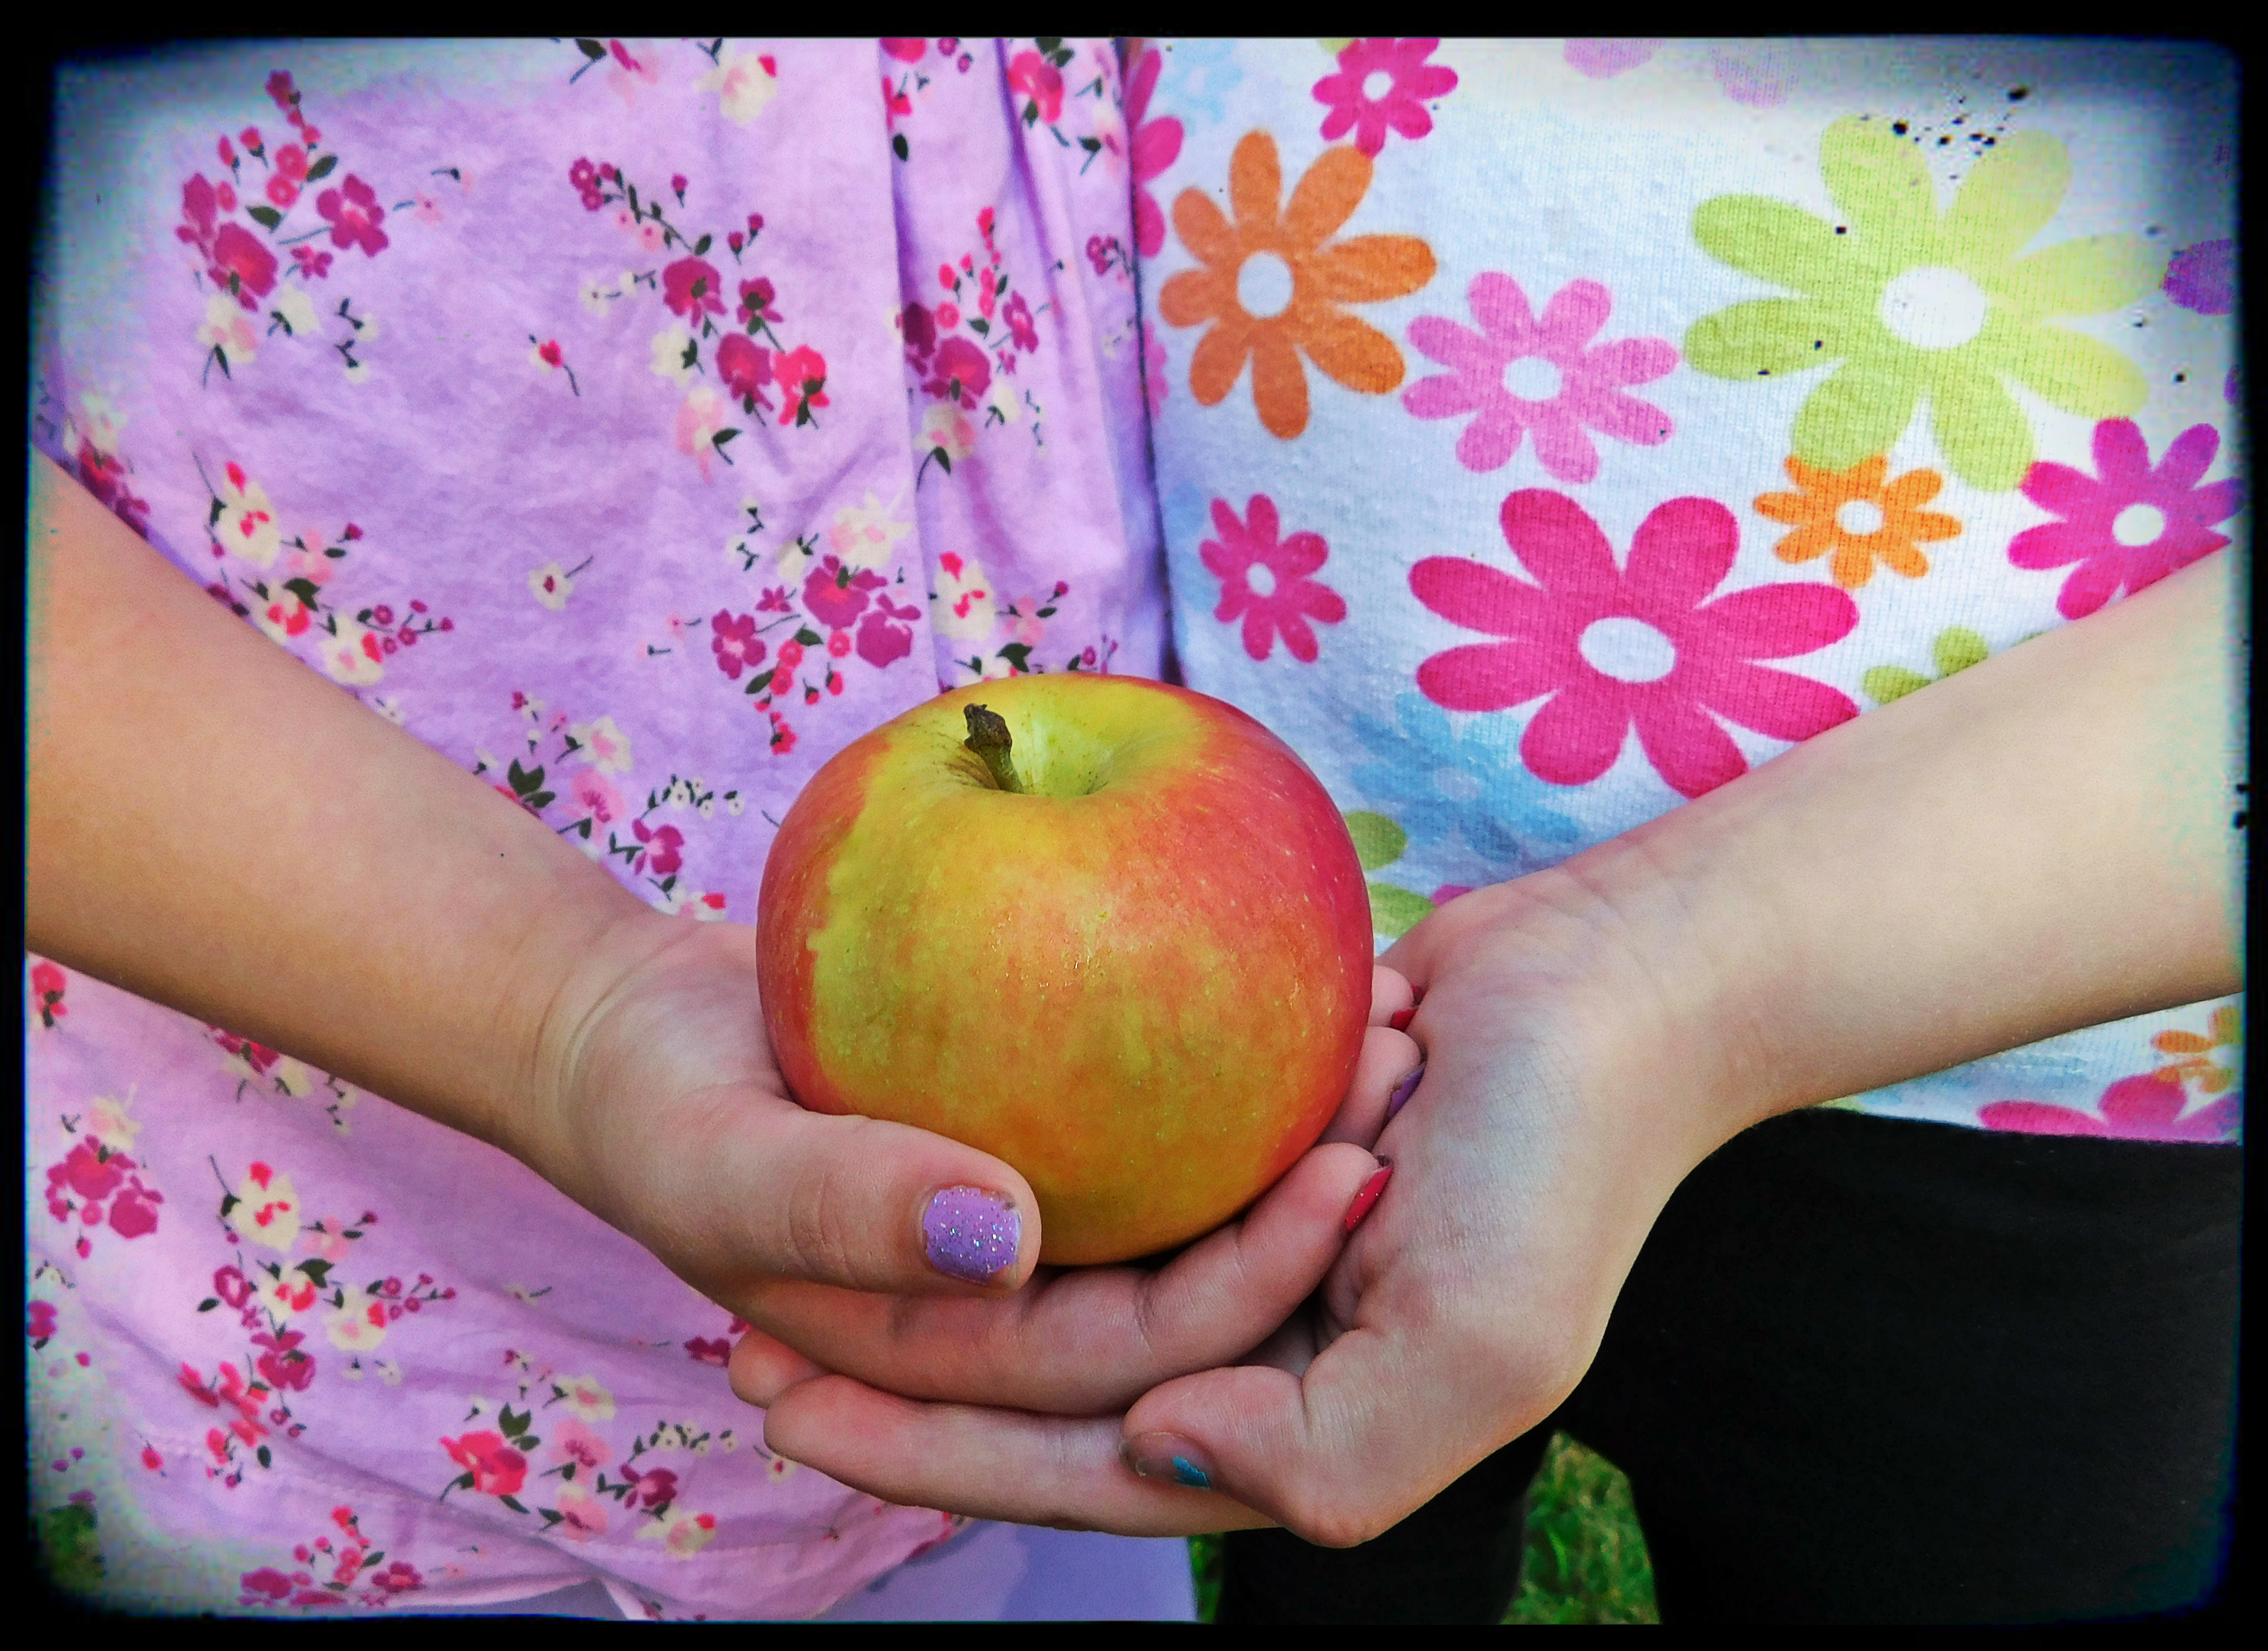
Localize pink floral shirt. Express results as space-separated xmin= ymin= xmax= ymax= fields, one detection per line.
xmin=30 ymin=38 xmax=1158 ymax=1618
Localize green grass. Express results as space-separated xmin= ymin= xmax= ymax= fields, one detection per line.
xmin=1504 ymin=1432 xmax=1660 ymax=1624
xmin=1184 ymin=1432 xmax=1658 ymax=1624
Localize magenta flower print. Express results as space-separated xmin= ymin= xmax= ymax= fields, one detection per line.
xmin=1414 ymin=491 xmax=1859 ymax=799
xmin=1313 ymin=39 xmax=1459 ymax=158
xmin=211 ymin=224 xmax=279 ymax=306
xmin=716 ymin=333 xmax=771 ymax=410
xmin=1981 ymin=1073 xmax=2238 ymax=1143
xmin=710 ymin=610 xmax=765 ymax=680
xmin=2009 ymin=419 xmax=2241 ymax=620
xmin=925 ymin=337 xmax=991 ymax=409
xmin=802 ymin=555 xmax=883 ymax=630
xmin=1405 ymin=274 xmax=1676 ymax=484
xmin=662 ymin=256 xmax=725 ymax=325
xmin=1201 ymin=495 xmax=1347 ymax=664
xmin=1122 ymin=42 xmax=1182 ymax=257
xmin=315 ymin=175 xmax=389 ymax=257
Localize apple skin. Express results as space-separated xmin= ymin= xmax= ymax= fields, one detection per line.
xmin=757 ymin=674 xmax=1373 ymax=1266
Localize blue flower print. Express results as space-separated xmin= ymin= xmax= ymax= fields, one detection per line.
xmin=1350 ymin=691 xmax=1586 ymax=883
xmin=1156 ymin=39 xmax=1242 ymax=125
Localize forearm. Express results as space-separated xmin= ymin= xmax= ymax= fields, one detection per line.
xmin=25 ymin=450 xmax=656 ymax=1161
xmin=1578 ymin=547 xmax=2244 ymax=1146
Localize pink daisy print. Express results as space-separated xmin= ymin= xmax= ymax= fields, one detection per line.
xmin=2009 ymin=419 xmax=2241 ymax=620
xmin=1122 ymin=42 xmax=1183 ymax=258
xmin=1403 ymin=274 xmax=1676 ymax=484
xmin=1313 ymin=39 xmax=1459 ymax=158
xmin=1980 ymin=1073 xmax=2238 ymax=1143
xmin=1414 ymin=490 xmax=1858 ymax=798
xmin=1202 ymin=495 xmax=1347 ymax=664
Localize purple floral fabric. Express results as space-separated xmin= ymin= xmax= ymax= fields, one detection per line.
xmin=30 ymin=38 xmax=1159 ymax=1618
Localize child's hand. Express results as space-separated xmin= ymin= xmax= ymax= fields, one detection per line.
xmin=733 ymin=871 xmax=1699 ymax=1535
xmin=723 ymin=552 xmax=2242 ymax=1535
xmin=533 ymin=915 xmax=1413 ymax=1417
xmin=717 ymin=963 xmax=1417 ymax=1417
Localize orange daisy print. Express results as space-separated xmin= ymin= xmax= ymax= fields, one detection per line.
xmin=1753 ymin=455 xmax=1962 ymax=590
xmin=1160 ymin=131 xmax=1435 ymax=440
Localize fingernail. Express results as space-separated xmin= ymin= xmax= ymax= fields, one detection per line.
xmin=1343 ymin=1161 xmax=1394 ymax=1234
xmin=1122 ymin=1432 xmax=1216 ymax=1490
xmin=1388 ymin=1007 xmax=1416 ymax=1032
xmin=1386 ymin=1063 xmax=1425 ymax=1121
xmin=922 ymin=1187 xmax=1020 ymax=1284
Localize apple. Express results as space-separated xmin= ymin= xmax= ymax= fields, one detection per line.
xmin=757 ymin=674 xmax=1373 ymax=1265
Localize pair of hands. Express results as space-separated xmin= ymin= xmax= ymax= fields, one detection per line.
xmin=528 ymin=865 xmax=1718 ymax=1543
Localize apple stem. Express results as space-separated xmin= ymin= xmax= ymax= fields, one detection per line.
xmin=963 ymin=704 xmax=1024 ymax=794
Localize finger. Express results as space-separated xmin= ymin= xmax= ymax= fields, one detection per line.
xmin=1368 ymin=963 xmax=1414 ymax=1027
xmin=734 ymin=1142 xmax=1381 ymax=1413
xmin=638 ymin=1097 xmax=1045 ymax=1297
xmin=761 ymin=1375 xmax=1274 ymax=1536
xmin=728 ymin=1324 xmax=827 ymax=1408
xmin=1318 ymin=1023 xmax=1424 ymax=1148
xmin=1118 ymin=1328 xmax=1531 ymax=1548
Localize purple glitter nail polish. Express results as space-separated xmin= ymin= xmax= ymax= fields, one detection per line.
xmin=1386 ymin=1064 xmax=1425 ymax=1121
xmin=922 ymin=1187 xmax=1020 ymax=1283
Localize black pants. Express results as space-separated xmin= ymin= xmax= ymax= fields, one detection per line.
xmin=1219 ymin=1109 xmax=2242 ymax=1624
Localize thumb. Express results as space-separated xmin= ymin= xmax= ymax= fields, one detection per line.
xmin=659 ymin=1097 xmax=1043 ymax=1296
xmin=1116 ymin=1328 xmax=1509 ymax=1548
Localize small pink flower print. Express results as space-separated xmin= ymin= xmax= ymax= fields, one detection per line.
xmin=925 ymin=337 xmax=991 ymax=409
xmin=631 ymin=822 xmax=684 ymax=877
xmin=1981 ymin=1072 xmax=2239 ymax=1143
xmin=1313 ymin=39 xmax=1459 ymax=158
xmin=673 ymin=385 xmax=733 ymax=479
xmin=685 ymin=1337 xmax=731 ymax=1366
xmin=275 ymin=143 xmax=309 ymax=183
xmin=315 ymin=175 xmax=389 ymax=257
xmin=717 ymin=332 xmax=771 ymax=409
xmin=1414 ymin=491 xmax=1859 ymax=798
xmin=1564 ymin=39 xmax=1661 ymax=78
xmin=882 ymin=38 xmax=926 ymax=63
xmin=1201 ymin=495 xmax=1347 ymax=664
xmin=367 ymin=1560 xmax=422 ymax=1596
xmin=883 ymin=77 xmax=914 ymax=128
xmin=1122 ymin=43 xmax=1182 ymax=257
xmin=901 ymin=302 xmax=937 ymax=360
xmin=607 ymin=39 xmax=661 ymax=106
xmin=1007 ymin=50 xmax=1064 ymax=124
xmin=737 ymin=276 xmax=782 ymax=328
xmin=1405 ymin=274 xmax=1676 ymax=483
xmin=662 ymin=256 xmax=725 ymax=325
xmin=108 ymin=1178 xmax=163 ymax=1238
xmin=555 ymin=1484 xmax=608 ymax=1541
xmin=28 ymin=1300 xmax=58 ymax=1342
xmin=547 ymin=1417 xmax=610 ymax=1471
xmin=291 ymin=244 xmax=332 ymax=280
xmin=241 ymin=1568 xmax=292 ymax=1603
xmin=411 ymin=190 xmax=443 ymax=226
xmin=443 ymin=1431 xmax=528 ymax=1497
xmin=212 ymin=223 xmax=279 ymax=306
xmin=1004 ymin=291 xmax=1039 ymax=352
xmin=711 ymin=610 xmax=765 ymax=679
xmin=266 ymin=172 xmax=299 ymax=209
xmin=618 ymin=1462 xmax=679 ymax=1511
xmin=569 ymin=768 xmax=627 ymax=825
xmin=215 ymin=180 xmax=239 ymax=212
xmin=775 ymin=346 xmax=829 ymax=426
xmin=2010 ymin=420 xmax=2241 ymax=620
xmin=856 ymin=595 xmax=922 ymax=668
xmin=804 ymin=555 xmax=883 ymax=628
xmin=31 ymin=958 xmax=67 ymax=1026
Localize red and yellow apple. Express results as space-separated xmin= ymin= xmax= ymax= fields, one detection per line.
xmin=757 ymin=674 xmax=1372 ymax=1265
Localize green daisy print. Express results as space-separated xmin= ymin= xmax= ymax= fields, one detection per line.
xmin=1685 ymin=117 xmax=2164 ymax=492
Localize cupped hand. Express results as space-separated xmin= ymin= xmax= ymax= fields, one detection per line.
xmin=745 ymin=868 xmax=1726 ymax=1539
xmin=527 ymin=911 xmax=1420 ymax=1431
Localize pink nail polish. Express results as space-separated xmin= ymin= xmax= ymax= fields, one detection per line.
xmin=1389 ymin=1007 xmax=1416 ymax=1033
xmin=1343 ymin=1162 xmax=1393 ymax=1234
